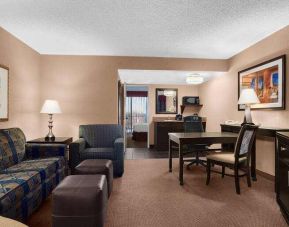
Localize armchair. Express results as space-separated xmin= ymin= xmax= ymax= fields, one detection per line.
xmin=69 ymin=124 xmax=124 ymax=177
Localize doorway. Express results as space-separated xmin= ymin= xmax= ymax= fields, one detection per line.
xmin=125 ymin=85 xmax=148 ymax=148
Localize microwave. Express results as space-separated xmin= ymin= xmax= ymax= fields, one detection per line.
xmin=182 ymin=96 xmax=200 ymax=105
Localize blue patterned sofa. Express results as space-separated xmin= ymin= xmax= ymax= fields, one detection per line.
xmin=69 ymin=124 xmax=124 ymax=177
xmin=0 ymin=128 xmax=65 ymax=221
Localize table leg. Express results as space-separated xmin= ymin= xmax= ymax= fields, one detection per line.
xmin=251 ymin=140 xmax=257 ymax=181
xmin=169 ymin=139 xmax=172 ymax=172
xmin=179 ymin=142 xmax=184 ymax=185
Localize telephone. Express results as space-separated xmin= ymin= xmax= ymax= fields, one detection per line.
xmin=225 ymin=120 xmax=240 ymax=125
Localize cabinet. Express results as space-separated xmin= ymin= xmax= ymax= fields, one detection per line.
xmin=154 ymin=120 xmax=206 ymax=151
xmin=276 ymin=132 xmax=289 ymax=224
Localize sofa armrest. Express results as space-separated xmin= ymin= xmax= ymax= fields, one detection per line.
xmin=114 ymin=138 xmax=124 ymax=158
xmin=25 ymin=143 xmax=66 ymax=159
xmin=69 ymin=138 xmax=86 ymax=170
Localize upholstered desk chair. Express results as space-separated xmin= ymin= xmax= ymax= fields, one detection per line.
xmin=206 ymin=124 xmax=258 ymax=194
xmin=182 ymin=115 xmax=210 ymax=168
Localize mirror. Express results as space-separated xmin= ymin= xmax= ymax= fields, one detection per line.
xmin=156 ymin=88 xmax=178 ymax=114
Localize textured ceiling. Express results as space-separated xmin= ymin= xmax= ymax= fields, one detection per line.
xmin=118 ymin=70 xmax=223 ymax=85
xmin=0 ymin=1 xmax=289 ymax=58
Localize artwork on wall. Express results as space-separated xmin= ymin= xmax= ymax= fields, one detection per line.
xmin=238 ymin=55 xmax=286 ymax=110
xmin=0 ymin=65 xmax=9 ymax=121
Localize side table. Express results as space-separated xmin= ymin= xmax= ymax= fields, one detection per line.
xmin=27 ymin=137 xmax=73 ymax=174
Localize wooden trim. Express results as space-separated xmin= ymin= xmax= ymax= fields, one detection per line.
xmin=256 ymin=169 xmax=275 ymax=182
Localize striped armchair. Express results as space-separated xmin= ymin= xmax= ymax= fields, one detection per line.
xmin=69 ymin=124 xmax=124 ymax=177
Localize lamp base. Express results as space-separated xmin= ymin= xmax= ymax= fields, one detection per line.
xmin=241 ymin=105 xmax=255 ymax=126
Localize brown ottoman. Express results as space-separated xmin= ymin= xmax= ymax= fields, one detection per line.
xmin=52 ymin=175 xmax=108 ymax=227
xmin=75 ymin=159 xmax=113 ymax=197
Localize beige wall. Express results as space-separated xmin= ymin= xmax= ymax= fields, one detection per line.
xmin=147 ymin=84 xmax=199 ymax=144
xmin=0 ymin=27 xmax=41 ymax=139
xmin=40 ymin=55 xmax=227 ymax=140
xmin=199 ymin=25 xmax=289 ymax=176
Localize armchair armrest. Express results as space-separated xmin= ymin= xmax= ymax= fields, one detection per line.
xmin=114 ymin=138 xmax=124 ymax=155
xmin=25 ymin=143 xmax=66 ymax=159
xmin=69 ymin=138 xmax=86 ymax=170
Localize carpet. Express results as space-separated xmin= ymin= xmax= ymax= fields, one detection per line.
xmin=27 ymin=159 xmax=287 ymax=227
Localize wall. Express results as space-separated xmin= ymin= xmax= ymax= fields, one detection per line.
xmin=199 ymin=25 xmax=289 ymax=176
xmin=147 ymin=84 xmax=199 ymax=144
xmin=0 ymin=27 xmax=41 ymax=139
xmin=40 ymin=55 xmax=228 ymax=139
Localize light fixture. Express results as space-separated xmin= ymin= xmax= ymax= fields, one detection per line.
xmin=40 ymin=100 xmax=62 ymax=141
xmin=238 ymin=88 xmax=260 ymax=124
xmin=186 ymin=73 xmax=204 ymax=85
xmin=164 ymin=90 xmax=175 ymax=97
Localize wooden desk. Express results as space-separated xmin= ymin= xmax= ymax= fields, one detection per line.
xmin=221 ymin=124 xmax=289 ymax=182
xmin=168 ymin=132 xmax=238 ymax=185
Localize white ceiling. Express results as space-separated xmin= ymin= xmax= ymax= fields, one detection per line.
xmin=118 ymin=70 xmax=223 ymax=85
xmin=0 ymin=1 xmax=289 ymax=59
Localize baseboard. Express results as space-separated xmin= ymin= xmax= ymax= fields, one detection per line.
xmin=256 ymin=169 xmax=275 ymax=182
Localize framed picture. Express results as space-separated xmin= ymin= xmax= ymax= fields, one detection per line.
xmin=238 ymin=55 xmax=286 ymax=110
xmin=0 ymin=65 xmax=9 ymax=121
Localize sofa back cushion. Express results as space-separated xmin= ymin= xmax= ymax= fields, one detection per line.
xmin=79 ymin=124 xmax=123 ymax=148
xmin=0 ymin=128 xmax=26 ymax=170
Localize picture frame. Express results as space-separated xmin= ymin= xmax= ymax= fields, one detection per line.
xmin=238 ymin=55 xmax=286 ymax=110
xmin=0 ymin=65 xmax=9 ymax=121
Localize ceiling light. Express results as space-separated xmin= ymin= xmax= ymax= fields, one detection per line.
xmin=186 ymin=74 xmax=204 ymax=85
xmin=164 ymin=90 xmax=176 ymax=97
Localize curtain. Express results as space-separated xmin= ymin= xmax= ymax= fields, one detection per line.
xmin=126 ymin=97 xmax=148 ymax=133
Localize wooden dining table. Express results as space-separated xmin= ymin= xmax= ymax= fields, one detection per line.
xmin=168 ymin=132 xmax=242 ymax=185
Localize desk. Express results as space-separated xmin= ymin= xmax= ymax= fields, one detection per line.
xmin=168 ymin=132 xmax=238 ymax=185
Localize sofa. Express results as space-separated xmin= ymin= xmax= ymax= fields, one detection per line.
xmin=0 ymin=128 xmax=65 ymax=221
xmin=69 ymin=124 xmax=124 ymax=177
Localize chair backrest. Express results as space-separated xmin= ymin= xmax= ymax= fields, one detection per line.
xmin=0 ymin=128 xmax=26 ymax=170
xmin=234 ymin=124 xmax=258 ymax=161
xmin=79 ymin=124 xmax=123 ymax=148
xmin=183 ymin=115 xmax=204 ymax=133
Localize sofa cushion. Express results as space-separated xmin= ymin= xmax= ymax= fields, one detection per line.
xmin=0 ymin=128 xmax=26 ymax=171
xmin=1 ymin=157 xmax=65 ymax=183
xmin=0 ymin=171 xmax=42 ymax=215
xmin=81 ymin=148 xmax=114 ymax=160
xmin=79 ymin=124 xmax=123 ymax=148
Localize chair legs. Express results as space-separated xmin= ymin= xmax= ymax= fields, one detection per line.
xmin=222 ymin=165 xmax=225 ymax=178
xmin=246 ymin=162 xmax=251 ymax=187
xmin=234 ymin=165 xmax=240 ymax=194
xmin=206 ymin=160 xmax=211 ymax=185
xmin=186 ymin=151 xmax=207 ymax=169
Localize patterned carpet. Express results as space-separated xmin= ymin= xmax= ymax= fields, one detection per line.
xmin=28 ymin=159 xmax=287 ymax=227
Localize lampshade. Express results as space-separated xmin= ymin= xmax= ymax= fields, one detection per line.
xmin=186 ymin=74 xmax=204 ymax=85
xmin=238 ymin=88 xmax=260 ymax=105
xmin=40 ymin=100 xmax=62 ymax=114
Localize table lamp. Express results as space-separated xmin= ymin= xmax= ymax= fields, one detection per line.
xmin=40 ymin=100 xmax=62 ymax=140
xmin=238 ymin=88 xmax=260 ymax=125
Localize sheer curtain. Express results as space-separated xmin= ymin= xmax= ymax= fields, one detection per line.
xmin=126 ymin=97 xmax=148 ymax=133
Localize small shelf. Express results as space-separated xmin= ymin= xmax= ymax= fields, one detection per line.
xmin=180 ymin=104 xmax=203 ymax=114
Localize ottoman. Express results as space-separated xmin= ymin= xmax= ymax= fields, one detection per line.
xmin=52 ymin=175 xmax=108 ymax=227
xmin=75 ymin=159 xmax=113 ymax=197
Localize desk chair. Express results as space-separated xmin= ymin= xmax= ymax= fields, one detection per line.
xmin=182 ymin=115 xmax=210 ymax=168
xmin=206 ymin=124 xmax=258 ymax=194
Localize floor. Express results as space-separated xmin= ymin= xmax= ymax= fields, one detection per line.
xmin=126 ymin=134 xmax=147 ymax=148
xmin=27 ymin=159 xmax=287 ymax=227
xmin=125 ymin=147 xmax=179 ymax=159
